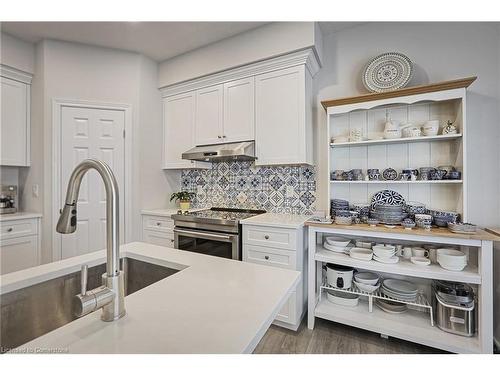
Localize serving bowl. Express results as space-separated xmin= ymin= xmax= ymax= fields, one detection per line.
xmin=354 ymin=280 xmax=380 ymax=293
xmin=354 ymin=272 xmax=380 ymax=285
xmin=326 ymin=290 xmax=359 ymax=307
xmin=325 ymin=236 xmax=350 ymax=248
xmin=437 ymin=248 xmax=467 ymax=271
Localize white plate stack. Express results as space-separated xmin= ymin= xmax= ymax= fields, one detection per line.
xmin=372 ymin=244 xmax=399 ymax=264
xmin=437 ymin=248 xmax=468 ymax=271
xmin=323 ymin=236 xmax=351 ymax=253
xmin=381 ymin=279 xmax=418 ymax=302
xmin=349 ymin=247 xmax=373 ymax=261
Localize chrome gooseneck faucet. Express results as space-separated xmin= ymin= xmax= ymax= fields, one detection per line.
xmin=57 ymin=159 xmax=125 ymax=321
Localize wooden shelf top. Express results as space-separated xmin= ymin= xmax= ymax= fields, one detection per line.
xmin=321 ymin=76 xmax=477 ymax=110
xmin=306 ymin=222 xmax=500 ymax=242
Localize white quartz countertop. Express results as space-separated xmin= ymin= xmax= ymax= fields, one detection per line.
xmin=5 ymin=242 xmax=299 ymax=354
xmin=240 ymin=212 xmax=312 ymax=229
xmin=0 ymin=212 xmax=42 ymax=221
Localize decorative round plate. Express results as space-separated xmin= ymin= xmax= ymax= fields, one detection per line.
xmin=362 ymin=52 xmax=413 ymax=93
xmin=371 ymin=190 xmax=405 ymax=210
xmin=382 ymin=168 xmax=398 ymax=181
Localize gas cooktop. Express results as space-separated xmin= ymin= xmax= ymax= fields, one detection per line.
xmin=172 ymin=207 xmax=265 ymax=227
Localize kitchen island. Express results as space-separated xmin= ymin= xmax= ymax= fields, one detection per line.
xmin=1 ymin=242 xmax=300 ymax=354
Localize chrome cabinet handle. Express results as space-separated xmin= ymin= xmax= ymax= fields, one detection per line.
xmin=264 ymin=256 xmax=270 ymax=260
xmin=264 ymin=235 xmax=269 ymax=240
xmin=7 ymin=228 xmax=13 ymax=232
xmin=222 ymin=135 xmax=227 ymax=138
xmin=156 ymin=222 xmax=161 ymax=226
xmin=217 ymin=135 xmax=222 ymax=139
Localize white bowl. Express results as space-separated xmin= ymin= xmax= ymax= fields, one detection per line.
xmin=411 ymin=256 xmax=431 ymax=266
xmin=437 ymin=248 xmax=467 ymax=265
xmin=354 ymin=280 xmax=380 ymax=293
xmin=438 ymin=260 xmax=467 ymax=271
xmin=326 ymin=290 xmax=359 ymax=307
xmin=349 ymin=247 xmax=373 ymax=261
xmin=355 ymin=240 xmax=373 ymax=249
xmin=325 ymin=236 xmax=350 ymax=248
xmin=354 ymin=272 xmax=379 ymax=285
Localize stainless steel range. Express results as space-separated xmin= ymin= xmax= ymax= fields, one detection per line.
xmin=172 ymin=207 xmax=265 ymax=260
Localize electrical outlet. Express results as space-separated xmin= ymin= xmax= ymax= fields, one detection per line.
xmin=32 ymin=184 xmax=39 ymax=198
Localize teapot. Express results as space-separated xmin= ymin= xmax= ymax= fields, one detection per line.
xmin=383 ymin=112 xmax=402 ymax=139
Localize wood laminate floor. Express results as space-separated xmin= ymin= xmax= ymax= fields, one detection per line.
xmin=254 ymin=318 xmax=445 ymax=354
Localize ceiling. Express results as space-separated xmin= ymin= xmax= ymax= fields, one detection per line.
xmin=1 ymin=22 xmax=268 ymax=61
xmin=319 ymin=22 xmax=366 ymax=35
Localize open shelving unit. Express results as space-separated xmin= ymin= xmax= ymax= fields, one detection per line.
xmin=309 ymin=78 xmax=495 ymax=354
xmin=325 ymin=77 xmax=476 ymax=220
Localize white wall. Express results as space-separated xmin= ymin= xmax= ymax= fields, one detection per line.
xmin=158 ymin=22 xmax=321 ymax=88
xmin=313 ymin=22 xmax=500 ymax=228
xmin=0 ymin=32 xmax=35 ymax=73
xmin=20 ymin=39 xmax=172 ymax=263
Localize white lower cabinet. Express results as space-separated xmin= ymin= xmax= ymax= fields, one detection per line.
xmin=141 ymin=214 xmax=175 ymax=248
xmin=242 ymin=224 xmax=307 ymax=331
xmin=0 ymin=216 xmax=41 ymax=275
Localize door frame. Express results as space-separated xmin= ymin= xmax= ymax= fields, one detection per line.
xmin=52 ymin=98 xmax=133 ymax=262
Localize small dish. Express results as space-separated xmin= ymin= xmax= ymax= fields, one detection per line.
xmin=410 ymin=256 xmax=431 ymax=266
xmin=367 ymin=218 xmax=379 ymax=227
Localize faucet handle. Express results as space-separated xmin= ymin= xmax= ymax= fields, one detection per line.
xmin=80 ymin=264 xmax=88 ymax=296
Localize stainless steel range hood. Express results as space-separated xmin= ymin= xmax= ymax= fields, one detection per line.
xmin=181 ymin=141 xmax=256 ymax=162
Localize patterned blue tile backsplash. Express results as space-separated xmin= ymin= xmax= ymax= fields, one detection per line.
xmin=181 ymin=161 xmax=316 ymax=214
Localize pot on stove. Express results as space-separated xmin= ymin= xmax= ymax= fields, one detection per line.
xmin=325 ymin=264 xmax=354 ymax=289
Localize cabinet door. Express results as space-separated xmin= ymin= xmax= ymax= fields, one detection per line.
xmin=163 ymin=92 xmax=197 ymax=169
xmin=0 ymin=235 xmax=39 ymax=275
xmin=255 ymin=66 xmax=306 ymax=165
xmin=195 ymin=84 xmax=223 ymax=145
xmin=223 ymin=77 xmax=255 ymax=142
xmin=1 ymin=77 xmax=29 ymax=166
xmin=143 ymin=229 xmax=175 ymax=248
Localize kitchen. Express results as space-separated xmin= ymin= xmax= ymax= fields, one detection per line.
xmin=1 ymin=6 xmax=500 ymax=371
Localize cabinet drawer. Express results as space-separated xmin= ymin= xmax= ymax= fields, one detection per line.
xmin=243 ymin=225 xmax=296 ymax=250
xmin=142 ymin=215 xmax=174 ymax=232
xmin=243 ymin=245 xmax=296 ymax=270
xmin=0 ymin=235 xmax=39 ymax=275
xmin=0 ymin=219 xmax=38 ymax=240
xmin=143 ymin=229 xmax=175 ymax=248
xmin=275 ymin=291 xmax=297 ymax=325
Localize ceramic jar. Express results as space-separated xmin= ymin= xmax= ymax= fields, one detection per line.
xmin=422 ymin=120 xmax=439 ymax=136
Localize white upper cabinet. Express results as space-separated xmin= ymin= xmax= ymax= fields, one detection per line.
xmin=255 ymin=65 xmax=313 ymax=166
xmin=160 ymin=49 xmax=319 ymax=167
xmin=1 ymin=70 xmax=31 ymax=166
xmin=195 ymin=84 xmax=224 ymax=145
xmin=163 ymin=91 xmax=208 ymax=169
xmin=223 ymin=77 xmax=255 ymax=143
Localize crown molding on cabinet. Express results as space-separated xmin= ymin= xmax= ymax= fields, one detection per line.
xmin=321 ymin=76 xmax=477 ymax=110
xmin=0 ymin=64 xmax=33 ymax=85
xmin=160 ymin=48 xmax=320 ymax=98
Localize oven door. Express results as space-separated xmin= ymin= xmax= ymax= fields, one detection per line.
xmin=174 ymin=228 xmax=239 ymax=260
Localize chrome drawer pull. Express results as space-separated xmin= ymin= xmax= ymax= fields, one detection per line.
xmin=264 ymin=256 xmax=270 ymax=260
xmin=156 ymin=222 xmax=161 ymax=226
xmin=264 ymin=235 xmax=269 ymax=240
xmin=7 ymin=228 xmax=13 ymax=232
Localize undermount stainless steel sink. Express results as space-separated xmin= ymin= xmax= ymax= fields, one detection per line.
xmin=1 ymin=257 xmax=178 ymax=352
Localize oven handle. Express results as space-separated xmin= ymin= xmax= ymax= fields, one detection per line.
xmin=173 ymin=228 xmax=236 ymax=242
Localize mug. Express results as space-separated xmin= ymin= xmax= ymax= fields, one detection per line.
xmin=367 ymin=168 xmax=381 ymax=181
xmin=419 ymin=167 xmax=435 ymax=180
xmin=422 ymin=120 xmax=440 ymax=136
xmin=403 ymin=247 xmax=412 ymax=259
xmin=412 ymin=247 xmax=429 ymax=258
xmin=430 ymin=169 xmax=447 ymax=180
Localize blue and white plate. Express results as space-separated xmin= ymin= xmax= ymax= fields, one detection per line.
xmin=371 ymin=190 xmax=405 ymax=210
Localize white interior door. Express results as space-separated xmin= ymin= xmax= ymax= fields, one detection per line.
xmin=60 ymin=106 xmax=125 ymax=259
